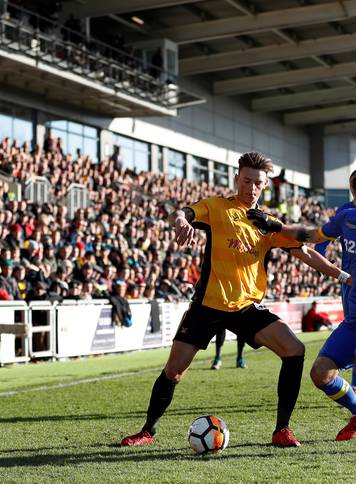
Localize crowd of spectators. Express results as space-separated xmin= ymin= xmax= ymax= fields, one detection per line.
xmin=0 ymin=136 xmax=344 ymax=320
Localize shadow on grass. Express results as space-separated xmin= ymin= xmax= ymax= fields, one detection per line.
xmin=0 ymin=399 xmax=331 ymax=424
xmin=0 ymin=414 xmax=116 ymax=424
xmin=0 ymin=444 xmax=355 ymax=467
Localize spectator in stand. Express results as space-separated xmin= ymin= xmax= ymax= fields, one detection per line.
xmin=76 ymin=262 xmax=94 ymax=282
xmin=271 ymin=168 xmax=286 ymax=205
xmin=81 ymin=279 xmax=94 ymax=300
xmin=0 ymin=259 xmax=22 ymax=300
xmin=43 ymin=130 xmax=55 ymax=153
xmin=64 ymin=280 xmax=83 ymax=300
xmin=110 ymin=145 xmax=123 ymax=171
xmin=12 ymin=264 xmax=28 ymax=299
xmin=57 ymin=242 xmax=73 ymax=266
xmin=127 ymin=283 xmax=140 ymax=299
xmin=26 ymin=280 xmax=48 ymax=302
xmin=43 ymin=243 xmax=57 ymax=273
xmin=110 ymin=279 xmax=132 ymax=327
xmin=5 ymin=223 xmax=23 ymax=249
xmin=155 ymin=278 xmax=181 ymax=301
xmin=99 ymin=264 xmax=116 ymax=293
xmin=11 ymin=246 xmax=23 ymax=266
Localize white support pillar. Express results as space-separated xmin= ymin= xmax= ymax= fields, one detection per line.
xmin=150 ymin=144 xmax=160 ymax=172
xmin=208 ymin=160 xmax=214 ymax=185
xmin=162 ymin=147 xmax=169 ymax=174
xmin=36 ymin=124 xmax=46 ymax=150
xmin=186 ymin=154 xmax=193 ymax=181
xmin=100 ymin=129 xmax=113 ymax=161
xmin=228 ymin=165 xmax=235 ymax=190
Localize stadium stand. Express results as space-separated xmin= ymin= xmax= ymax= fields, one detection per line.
xmin=0 ymin=136 xmax=343 ymax=305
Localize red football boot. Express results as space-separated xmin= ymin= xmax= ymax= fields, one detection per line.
xmin=335 ymin=416 xmax=356 ymax=441
xmin=121 ymin=430 xmax=154 ymax=446
xmin=272 ymin=427 xmax=301 ymax=447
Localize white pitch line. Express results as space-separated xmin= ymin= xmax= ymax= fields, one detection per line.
xmin=0 ymin=366 xmax=161 ymax=398
xmin=0 ymin=342 xmax=287 ymax=398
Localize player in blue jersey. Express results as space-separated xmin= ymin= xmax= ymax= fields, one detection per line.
xmin=247 ymin=207 xmax=356 ymax=441
xmin=315 ymin=170 xmax=356 ymax=391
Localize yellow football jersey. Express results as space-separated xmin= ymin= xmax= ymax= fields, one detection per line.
xmin=188 ymin=196 xmax=301 ymax=312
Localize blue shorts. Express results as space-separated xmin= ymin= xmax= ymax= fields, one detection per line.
xmin=318 ymin=322 xmax=356 ymax=369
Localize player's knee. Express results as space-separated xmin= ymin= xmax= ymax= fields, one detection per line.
xmin=310 ymin=362 xmax=336 ymax=387
xmin=164 ymin=368 xmax=184 ymax=383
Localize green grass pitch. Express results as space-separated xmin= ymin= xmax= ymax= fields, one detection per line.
xmin=0 ymin=332 xmax=354 ymax=483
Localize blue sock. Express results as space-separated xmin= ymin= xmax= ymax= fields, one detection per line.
xmin=352 ymin=350 xmax=356 ymax=388
xmin=320 ymin=376 xmax=356 ymax=415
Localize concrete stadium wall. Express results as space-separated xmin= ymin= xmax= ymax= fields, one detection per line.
xmin=145 ymin=77 xmax=311 ymax=187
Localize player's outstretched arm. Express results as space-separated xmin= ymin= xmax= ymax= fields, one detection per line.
xmin=168 ymin=208 xmax=196 ymax=247
xmin=246 ymin=208 xmax=325 ymax=243
xmin=290 ymin=246 xmax=352 ymax=285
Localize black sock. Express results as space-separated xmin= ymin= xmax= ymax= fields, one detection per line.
xmin=275 ymin=355 xmax=304 ymax=432
xmin=215 ymin=329 xmax=226 ymax=359
xmin=142 ymin=370 xmax=178 ymax=435
xmin=237 ymin=339 xmax=244 ymax=360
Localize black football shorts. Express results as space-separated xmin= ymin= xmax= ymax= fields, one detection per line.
xmin=174 ymin=302 xmax=280 ymax=350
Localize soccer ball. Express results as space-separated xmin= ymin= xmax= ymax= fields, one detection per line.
xmin=188 ymin=415 xmax=229 ymax=455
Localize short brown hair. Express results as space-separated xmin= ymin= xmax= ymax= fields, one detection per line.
xmin=350 ymin=170 xmax=356 ymax=192
xmin=238 ymin=152 xmax=273 ymax=174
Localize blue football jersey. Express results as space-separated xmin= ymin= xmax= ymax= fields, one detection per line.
xmin=321 ymin=207 xmax=356 ymax=325
xmin=316 ymin=201 xmax=355 ymax=320
xmin=315 ymin=201 xmax=354 ymax=263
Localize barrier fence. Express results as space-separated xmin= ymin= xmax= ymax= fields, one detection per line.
xmin=0 ymin=298 xmax=344 ymax=365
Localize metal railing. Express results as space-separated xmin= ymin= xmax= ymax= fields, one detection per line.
xmin=0 ymin=2 xmax=182 ymax=109
xmin=24 ymin=175 xmax=51 ymax=204
xmin=66 ymin=183 xmax=88 ymax=219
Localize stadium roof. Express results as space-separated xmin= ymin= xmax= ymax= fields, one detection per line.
xmin=60 ymin=0 xmax=356 ymax=132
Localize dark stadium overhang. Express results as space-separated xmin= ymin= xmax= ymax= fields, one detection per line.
xmin=0 ymin=8 xmax=205 ymax=118
xmin=65 ymin=0 xmax=356 ymax=129
xmin=0 ymin=49 xmax=206 ymax=118
xmin=0 ymin=49 xmax=169 ymax=117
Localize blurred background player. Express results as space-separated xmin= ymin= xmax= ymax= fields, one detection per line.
xmin=301 ymin=301 xmax=333 ymax=332
xmin=211 ymin=329 xmax=247 ymax=370
xmin=247 ymin=206 xmax=356 ymax=441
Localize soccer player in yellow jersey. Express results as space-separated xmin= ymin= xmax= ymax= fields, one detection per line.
xmin=121 ymin=152 xmax=349 ymax=448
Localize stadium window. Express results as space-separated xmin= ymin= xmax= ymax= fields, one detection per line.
xmin=13 ymin=118 xmax=32 ymax=145
xmin=113 ymin=134 xmax=150 ymax=172
xmin=46 ymin=120 xmax=99 ymax=162
xmin=0 ymin=102 xmax=33 ymax=145
xmin=0 ymin=113 xmax=12 ymax=140
xmin=191 ymin=155 xmax=208 ymax=183
xmin=213 ymin=162 xmax=229 ymax=187
xmin=68 ymin=121 xmax=82 ymax=135
xmin=168 ymin=148 xmax=185 ymax=179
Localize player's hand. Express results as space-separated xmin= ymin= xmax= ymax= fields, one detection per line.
xmin=246 ymin=208 xmax=282 ymax=233
xmin=175 ymin=216 xmax=196 ymax=246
